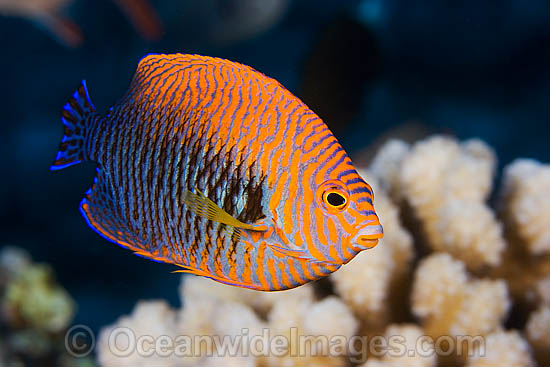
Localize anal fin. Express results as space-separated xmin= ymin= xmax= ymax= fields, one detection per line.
xmin=79 ymin=166 xmax=159 ymax=261
xmin=173 ymin=265 xmax=261 ymax=290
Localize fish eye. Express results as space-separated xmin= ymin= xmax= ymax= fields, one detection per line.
xmin=317 ymin=180 xmax=350 ymax=212
xmin=322 ymin=189 xmax=348 ymax=210
xmin=326 ymin=192 xmax=346 ymax=207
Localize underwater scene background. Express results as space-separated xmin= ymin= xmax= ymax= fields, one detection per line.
xmin=1 ymin=0 xmax=550 ymax=366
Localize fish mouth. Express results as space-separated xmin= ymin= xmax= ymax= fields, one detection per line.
xmin=350 ymin=224 xmax=384 ymax=250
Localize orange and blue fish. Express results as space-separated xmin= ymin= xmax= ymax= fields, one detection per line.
xmin=51 ymin=54 xmax=383 ymax=291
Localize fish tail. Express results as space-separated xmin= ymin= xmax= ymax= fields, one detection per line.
xmin=50 ymin=81 xmax=98 ymax=171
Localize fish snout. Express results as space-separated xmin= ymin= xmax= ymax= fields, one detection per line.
xmin=351 ymin=224 xmax=384 ymax=250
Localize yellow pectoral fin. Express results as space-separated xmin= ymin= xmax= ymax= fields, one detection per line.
xmin=182 ymin=189 xmax=267 ymax=231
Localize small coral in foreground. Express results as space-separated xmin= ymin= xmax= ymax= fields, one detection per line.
xmin=0 ymin=246 xmax=75 ymax=333
xmin=5 ymin=263 xmax=75 ymax=333
xmin=0 ymin=245 xmax=86 ymax=367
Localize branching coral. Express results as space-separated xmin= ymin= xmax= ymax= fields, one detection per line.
xmin=489 ymin=242 xmax=550 ymax=308
xmin=0 ymin=246 xmax=75 ymax=333
xmin=410 ymin=253 xmax=468 ymax=320
xmin=94 ymin=134 xmax=550 ymax=367
xmin=4 ymin=263 xmax=75 ymax=333
xmin=411 ymin=253 xmax=510 ymax=361
xmin=97 ymin=275 xmax=357 ymax=367
xmin=401 ymin=137 xmax=496 ymax=205
xmin=371 ymin=136 xmax=505 ymax=270
xmin=330 ymin=242 xmax=395 ymax=327
xmin=0 ymin=246 xmax=88 ymax=367
xmin=368 ymin=139 xmax=411 ymax=202
xmin=361 ymin=324 xmax=437 ymax=367
xmin=500 ymin=159 xmax=550 ymax=255
xmin=524 ymin=277 xmax=550 ymax=365
xmin=265 ymin=293 xmax=358 ymax=367
xmin=98 ymin=301 xmax=182 ymax=367
xmin=490 ymin=160 xmax=550 ymax=357
xmin=526 ymin=305 xmax=550 ymax=364
xmin=534 ymin=276 xmax=550 ymax=305
xmin=466 ymin=330 xmax=534 ymax=367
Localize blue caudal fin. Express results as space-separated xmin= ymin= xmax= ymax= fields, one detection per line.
xmin=50 ymin=80 xmax=98 ymax=171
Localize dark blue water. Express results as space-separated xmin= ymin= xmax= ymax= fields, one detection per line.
xmin=1 ymin=0 xmax=549 ymax=332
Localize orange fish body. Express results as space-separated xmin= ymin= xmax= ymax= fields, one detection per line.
xmin=51 ymin=54 xmax=383 ymax=290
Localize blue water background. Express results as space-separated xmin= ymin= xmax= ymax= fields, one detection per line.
xmin=0 ymin=0 xmax=549 ymax=331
